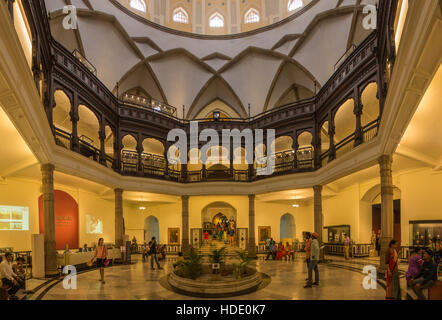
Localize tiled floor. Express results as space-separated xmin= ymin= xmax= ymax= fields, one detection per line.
xmin=38 ymin=255 xmax=386 ymax=300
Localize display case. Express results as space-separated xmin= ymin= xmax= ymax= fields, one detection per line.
xmin=324 ymin=225 xmax=351 ymax=243
xmin=410 ymin=220 xmax=442 ymax=246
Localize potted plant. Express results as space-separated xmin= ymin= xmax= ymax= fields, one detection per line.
xmin=175 ymin=247 xmax=203 ymax=280
xmin=209 ymin=247 xmax=226 ymax=279
xmin=233 ymin=250 xmax=251 ymax=279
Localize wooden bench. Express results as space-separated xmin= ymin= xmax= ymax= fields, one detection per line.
xmin=428 ymin=280 xmax=442 ymax=300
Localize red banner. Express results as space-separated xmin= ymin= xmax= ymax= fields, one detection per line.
xmin=39 ymin=190 xmax=79 ymax=250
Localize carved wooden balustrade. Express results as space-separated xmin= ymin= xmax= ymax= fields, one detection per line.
xmin=17 ymin=0 xmax=398 ymax=184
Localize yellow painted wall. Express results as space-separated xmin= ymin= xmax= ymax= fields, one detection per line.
xmin=0 ymin=177 xmax=132 ymax=251
xmin=398 ymin=168 xmax=442 ymax=246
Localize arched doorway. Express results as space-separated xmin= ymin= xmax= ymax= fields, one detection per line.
xmin=280 ymin=213 xmax=296 ymax=244
xmin=144 ymin=216 xmax=159 ymax=242
xmin=201 ymin=202 xmax=237 ymax=239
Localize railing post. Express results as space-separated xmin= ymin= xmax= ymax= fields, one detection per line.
xmin=292 ymin=132 xmax=299 ymax=170
xmin=99 ymin=124 xmax=106 ymax=166
xmin=136 ymin=139 xmax=143 ymax=176
xmin=328 ymin=114 xmax=336 ymax=162
xmin=69 ymin=96 xmax=79 ymax=152
xmin=354 ymin=87 xmax=363 ymax=147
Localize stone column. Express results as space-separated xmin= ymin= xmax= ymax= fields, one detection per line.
xmin=114 ymin=189 xmax=124 ymax=248
xmin=69 ymin=101 xmax=79 ymax=152
xmin=378 ymin=155 xmax=394 ymax=274
xmin=292 ymin=133 xmax=299 ymax=169
xmin=182 ymin=195 xmax=190 ymax=252
xmin=313 ymin=185 xmax=324 ymax=261
xmin=99 ymin=125 xmax=106 ymax=166
xmin=41 ymin=164 xmax=58 ymax=277
xmin=248 ymin=194 xmax=257 ymax=258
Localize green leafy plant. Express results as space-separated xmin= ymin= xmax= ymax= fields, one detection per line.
xmin=209 ymin=247 xmax=226 ymax=265
xmin=233 ymin=250 xmax=251 ymax=279
xmin=175 ymin=247 xmax=203 ymax=280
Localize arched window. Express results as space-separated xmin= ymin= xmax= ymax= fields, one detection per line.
xmin=287 ymin=0 xmax=303 ymax=12
xmin=244 ymin=8 xmax=260 ymax=24
xmin=209 ymin=12 xmax=224 ymax=28
xmin=173 ymin=7 xmax=189 ymax=24
xmin=130 ymin=0 xmax=146 ymax=13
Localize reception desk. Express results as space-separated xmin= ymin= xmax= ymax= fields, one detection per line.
xmin=57 ymin=248 xmax=122 ymax=267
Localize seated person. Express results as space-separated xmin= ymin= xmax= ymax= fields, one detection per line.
xmin=276 ymin=242 xmax=285 ymax=260
xmin=411 ymin=249 xmax=438 ymax=300
xmin=12 ymin=257 xmax=28 ymax=292
xmin=285 ymin=242 xmax=295 ymax=261
xmin=81 ymin=244 xmax=88 ymax=252
xmin=0 ymin=252 xmax=21 ymax=299
xmin=406 ymin=247 xmax=423 ymax=287
xmin=0 ymin=278 xmax=13 ymax=300
xmin=158 ymin=245 xmax=166 ymax=261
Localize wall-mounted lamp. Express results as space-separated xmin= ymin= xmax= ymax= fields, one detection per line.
xmin=292 ymin=204 xmax=300 ymax=208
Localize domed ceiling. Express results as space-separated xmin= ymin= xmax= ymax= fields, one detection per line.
xmin=45 ymin=0 xmax=377 ymax=119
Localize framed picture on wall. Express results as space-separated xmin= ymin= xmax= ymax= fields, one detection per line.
xmin=258 ymin=226 xmax=271 ymax=244
xmin=168 ymin=228 xmax=180 ymax=245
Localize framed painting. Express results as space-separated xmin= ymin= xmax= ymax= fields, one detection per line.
xmin=258 ymin=226 xmax=271 ymax=244
xmin=168 ymin=227 xmax=180 ymax=245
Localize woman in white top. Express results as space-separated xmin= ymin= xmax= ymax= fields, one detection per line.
xmin=91 ymin=238 xmax=108 ymax=283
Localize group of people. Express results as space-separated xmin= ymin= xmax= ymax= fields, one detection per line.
xmin=0 ymin=252 xmax=30 ymax=300
xmin=264 ymin=239 xmax=295 ymax=261
xmin=142 ymin=237 xmax=165 ymax=270
xmin=214 ymin=218 xmax=235 ymax=245
xmin=386 ymin=238 xmax=440 ymax=300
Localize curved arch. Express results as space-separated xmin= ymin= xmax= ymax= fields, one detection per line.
xmin=288 ymin=0 xmax=303 ymax=12
xmin=361 ymin=82 xmax=380 ymax=127
xmin=334 ymin=98 xmax=355 ymax=143
xmin=142 ymin=138 xmax=165 ymax=155
xmin=130 ymin=0 xmax=146 ymax=13
xmin=209 ymin=12 xmax=225 ymax=28
xmin=144 ymin=216 xmax=159 ymax=242
xmin=201 ymin=201 xmax=237 ymax=224
xmin=122 ymin=134 xmax=137 ymax=151
xmin=53 ymin=90 xmax=72 ymax=134
xmin=244 ymin=8 xmax=260 ymax=24
xmin=361 ymin=184 xmax=401 ymax=203
xmin=77 ymin=105 xmax=100 ymax=149
xmin=172 ymin=7 xmax=189 ymax=24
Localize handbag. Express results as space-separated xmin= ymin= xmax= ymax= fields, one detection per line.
xmin=102 ymin=246 xmax=110 ymax=267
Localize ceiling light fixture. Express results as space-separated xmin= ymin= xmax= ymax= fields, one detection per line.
xmin=292 ymin=204 xmax=300 ymax=208
xmin=139 ymin=206 xmax=146 ymax=210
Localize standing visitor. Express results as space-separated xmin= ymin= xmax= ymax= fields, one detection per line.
xmin=204 ymin=231 xmax=209 ymax=245
xmin=142 ymin=242 xmax=149 ymax=262
xmin=265 ymin=238 xmax=273 ymax=261
xmin=411 ymin=249 xmax=438 ymax=300
xmin=229 ymin=228 xmax=235 ymax=246
xmin=344 ymin=234 xmax=351 ymax=260
xmin=385 ymin=239 xmax=401 ymax=300
xmin=90 ymin=238 xmax=108 ymax=284
xmin=375 ymin=230 xmax=381 ymax=256
xmin=285 ymin=242 xmax=294 ymax=261
xmin=304 ymin=232 xmax=312 ymax=277
xmin=149 ymin=237 xmax=163 ymax=270
xmin=304 ymin=232 xmax=320 ymax=288
xmin=406 ymin=247 xmax=423 ymax=287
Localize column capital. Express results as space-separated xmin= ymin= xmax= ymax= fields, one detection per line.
xmin=41 ymin=163 xmax=55 ymax=173
xmin=182 ymin=195 xmax=189 ymax=201
xmin=248 ymin=194 xmax=255 ymax=201
xmin=114 ymin=188 xmax=124 ymax=195
xmin=313 ymin=185 xmax=323 ymax=193
xmin=378 ymin=154 xmax=393 ymax=167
